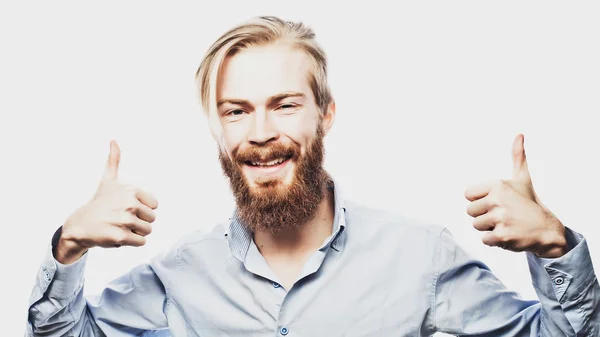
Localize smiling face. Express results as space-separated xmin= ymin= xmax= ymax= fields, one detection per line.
xmin=216 ymin=43 xmax=335 ymax=233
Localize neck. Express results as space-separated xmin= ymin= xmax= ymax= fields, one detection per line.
xmin=253 ymin=185 xmax=336 ymax=257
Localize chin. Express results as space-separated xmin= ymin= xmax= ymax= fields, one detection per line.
xmin=248 ymin=175 xmax=292 ymax=191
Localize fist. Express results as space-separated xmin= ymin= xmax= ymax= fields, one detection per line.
xmin=464 ymin=134 xmax=567 ymax=258
xmin=56 ymin=141 xmax=159 ymax=263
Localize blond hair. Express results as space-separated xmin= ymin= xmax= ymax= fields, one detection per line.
xmin=195 ymin=16 xmax=333 ymax=143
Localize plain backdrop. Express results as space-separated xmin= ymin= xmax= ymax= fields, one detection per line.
xmin=1 ymin=1 xmax=599 ymax=335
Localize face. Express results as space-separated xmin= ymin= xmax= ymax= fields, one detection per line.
xmin=216 ymin=43 xmax=335 ymax=234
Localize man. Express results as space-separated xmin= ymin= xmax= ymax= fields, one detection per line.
xmin=27 ymin=16 xmax=598 ymax=336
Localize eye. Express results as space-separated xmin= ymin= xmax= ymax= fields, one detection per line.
xmin=227 ymin=109 xmax=245 ymax=116
xmin=277 ymin=103 xmax=297 ymax=110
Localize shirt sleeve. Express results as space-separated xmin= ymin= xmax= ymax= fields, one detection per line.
xmin=432 ymin=227 xmax=599 ymax=336
xmin=526 ymin=227 xmax=599 ymax=334
xmin=26 ymin=227 xmax=173 ymax=336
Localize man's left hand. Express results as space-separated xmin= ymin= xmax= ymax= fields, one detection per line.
xmin=464 ymin=134 xmax=568 ymax=258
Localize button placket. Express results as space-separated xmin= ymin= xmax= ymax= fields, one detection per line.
xmin=41 ymin=265 xmax=51 ymax=283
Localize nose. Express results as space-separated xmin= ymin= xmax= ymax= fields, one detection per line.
xmin=247 ymin=111 xmax=279 ymax=146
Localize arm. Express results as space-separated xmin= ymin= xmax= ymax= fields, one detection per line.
xmin=453 ymin=134 xmax=599 ymax=335
xmin=27 ymin=141 xmax=166 ymax=336
xmin=26 ymin=228 xmax=172 ymax=336
xmin=526 ymin=228 xmax=599 ymax=334
xmin=433 ymin=227 xmax=599 ymax=336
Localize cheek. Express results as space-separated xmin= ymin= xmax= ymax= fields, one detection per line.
xmin=274 ymin=114 xmax=320 ymax=148
xmin=220 ymin=122 xmax=248 ymax=154
xmin=219 ymin=136 xmax=241 ymax=162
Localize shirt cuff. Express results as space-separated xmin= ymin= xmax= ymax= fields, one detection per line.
xmin=527 ymin=227 xmax=596 ymax=304
xmin=41 ymin=227 xmax=89 ymax=301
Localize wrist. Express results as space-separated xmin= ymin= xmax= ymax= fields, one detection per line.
xmin=535 ymin=227 xmax=568 ymax=259
xmin=52 ymin=226 xmax=89 ymax=265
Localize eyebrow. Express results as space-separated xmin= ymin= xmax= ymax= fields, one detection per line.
xmin=217 ymin=91 xmax=306 ymax=108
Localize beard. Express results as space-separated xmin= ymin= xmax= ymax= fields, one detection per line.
xmin=219 ymin=126 xmax=328 ymax=235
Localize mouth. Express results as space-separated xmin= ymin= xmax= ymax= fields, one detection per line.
xmin=242 ymin=154 xmax=294 ymax=177
xmin=245 ymin=154 xmax=293 ymax=168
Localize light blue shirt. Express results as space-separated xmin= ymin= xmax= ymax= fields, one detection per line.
xmin=27 ymin=180 xmax=599 ymax=336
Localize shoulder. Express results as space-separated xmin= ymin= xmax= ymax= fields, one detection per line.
xmin=342 ymin=200 xmax=456 ymax=284
xmin=345 ymin=201 xmax=447 ymax=248
xmin=345 ymin=199 xmax=446 ymax=239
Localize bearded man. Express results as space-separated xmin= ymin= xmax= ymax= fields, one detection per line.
xmin=27 ymin=16 xmax=599 ymax=336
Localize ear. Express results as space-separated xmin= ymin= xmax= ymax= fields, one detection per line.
xmin=321 ymin=101 xmax=336 ymax=136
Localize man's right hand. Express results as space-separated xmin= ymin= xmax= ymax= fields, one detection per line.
xmin=55 ymin=140 xmax=159 ymax=264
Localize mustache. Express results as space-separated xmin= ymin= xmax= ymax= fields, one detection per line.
xmin=232 ymin=142 xmax=300 ymax=164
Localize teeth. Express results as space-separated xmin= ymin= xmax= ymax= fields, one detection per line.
xmin=251 ymin=157 xmax=286 ymax=167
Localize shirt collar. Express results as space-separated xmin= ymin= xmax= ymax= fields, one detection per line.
xmin=225 ymin=176 xmax=347 ymax=261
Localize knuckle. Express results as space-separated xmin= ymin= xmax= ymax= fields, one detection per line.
xmin=119 ymin=212 xmax=135 ymax=224
xmin=114 ymin=193 xmax=137 ymax=209
xmin=122 ymin=187 xmax=140 ymax=200
xmin=486 ymin=195 xmax=500 ymax=208
xmin=498 ymin=210 xmax=510 ymax=221
xmin=126 ymin=199 xmax=140 ymax=211
xmin=127 ymin=187 xmax=138 ymax=197
xmin=492 ymin=208 xmax=505 ymax=223
xmin=494 ymin=230 xmax=511 ymax=244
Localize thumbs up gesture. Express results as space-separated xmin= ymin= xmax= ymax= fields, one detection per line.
xmin=55 ymin=141 xmax=159 ymax=264
xmin=464 ymin=134 xmax=568 ymax=258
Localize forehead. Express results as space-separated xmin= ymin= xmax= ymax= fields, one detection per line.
xmin=217 ymin=43 xmax=315 ymax=103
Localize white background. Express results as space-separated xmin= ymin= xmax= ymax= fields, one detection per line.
xmin=1 ymin=1 xmax=599 ymax=335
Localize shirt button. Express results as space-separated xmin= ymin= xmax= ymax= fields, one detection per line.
xmin=280 ymin=327 xmax=289 ymax=335
xmin=554 ymin=277 xmax=565 ymax=285
xmin=273 ymin=282 xmax=281 ymax=288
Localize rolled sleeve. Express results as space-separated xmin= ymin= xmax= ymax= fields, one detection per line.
xmin=527 ymin=227 xmax=599 ymax=334
xmin=28 ymin=229 xmax=88 ymax=309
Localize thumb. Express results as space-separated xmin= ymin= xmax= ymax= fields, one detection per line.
xmin=101 ymin=140 xmax=121 ymax=182
xmin=512 ymin=134 xmax=531 ymax=182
